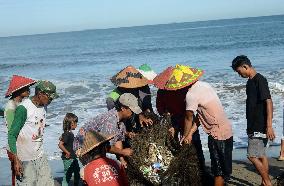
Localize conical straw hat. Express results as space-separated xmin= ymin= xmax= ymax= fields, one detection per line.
xmin=111 ymin=66 xmax=149 ymax=88
xmin=166 ymin=64 xmax=203 ymax=90
xmin=153 ymin=65 xmax=203 ymax=90
xmin=137 ymin=64 xmax=157 ymax=81
xmin=5 ymin=75 xmax=36 ymax=98
xmin=77 ymin=131 xmax=115 ymax=157
xmin=153 ymin=66 xmax=174 ymax=90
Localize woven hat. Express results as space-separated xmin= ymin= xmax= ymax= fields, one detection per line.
xmin=137 ymin=64 xmax=157 ymax=81
xmin=154 ymin=65 xmax=203 ymax=90
xmin=5 ymin=75 xmax=37 ymax=98
xmin=153 ymin=66 xmax=174 ymax=90
xmin=111 ymin=66 xmax=149 ymax=88
xmin=77 ymin=131 xmax=115 ymax=157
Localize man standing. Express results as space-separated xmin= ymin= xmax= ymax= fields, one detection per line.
xmin=8 ymin=80 xmax=59 ymax=186
xmin=232 ymin=55 xmax=275 ymax=186
xmin=173 ymin=65 xmax=233 ymax=186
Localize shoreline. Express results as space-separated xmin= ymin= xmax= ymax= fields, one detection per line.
xmin=0 ymin=146 xmax=282 ymax=186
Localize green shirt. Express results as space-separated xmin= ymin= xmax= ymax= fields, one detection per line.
xmin=8 ymin=105 xmax=27 ymax=154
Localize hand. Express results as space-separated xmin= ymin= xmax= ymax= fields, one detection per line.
xmin=120 ymin=158 xmax=128 ymax=169
xmin=121 ymin=148 xmax=133 ymax=157
xmin=14 ymin=155 xmax=23 ymax=177
xmin=139 ymin=114 xmax=153 ymax=127
xmin=65 ymin=151 xmax=71 ymax=159
xmin=266 ymin=126 xmax=275 ymax=141
xmin=168 ymin=127 xmax=175 ymax=138
xmin=180 ymin=134 xmax=192 ymax=145
xmin=126 ymin=132 xmax=136 ymax=139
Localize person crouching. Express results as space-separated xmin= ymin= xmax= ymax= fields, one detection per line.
xmin=77 ymin=131 xmax=129 ymax=186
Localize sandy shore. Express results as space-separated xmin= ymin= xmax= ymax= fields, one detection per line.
xmin=0 ymin=145 xmax=283 ymax=186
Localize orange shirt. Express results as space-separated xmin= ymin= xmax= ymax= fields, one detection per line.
xmin=82 ymin=157 xmax=128 ymax=186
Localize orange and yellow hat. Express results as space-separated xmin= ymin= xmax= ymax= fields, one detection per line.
xmin=153 ymin=64 xmax=204 ymax=90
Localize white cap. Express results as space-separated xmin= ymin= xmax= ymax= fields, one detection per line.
xmin=119 ymin=93 xmax=142 ymax=114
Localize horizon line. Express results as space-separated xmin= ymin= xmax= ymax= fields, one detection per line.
xmin=1 ymin=13 xmax=283 ymax=39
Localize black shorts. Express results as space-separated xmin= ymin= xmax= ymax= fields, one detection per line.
xmin=208 ymin=135 xmax=233 ymax=179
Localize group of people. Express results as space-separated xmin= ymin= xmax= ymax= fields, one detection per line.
xmin=3 ymin=55 xmax=279 ymax=186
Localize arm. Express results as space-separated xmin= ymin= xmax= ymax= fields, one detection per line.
xmin=58 ymin=140 xmax=70 ymax=158
xmin=265 ymin=99 xmax=275 ymax=140
xmin=8 ymin=105 xmax=27 ymax=154
xmin=108 ymin=141 xmax=133 ymax=157
xmin=183 ymin=110 xmax=194 ymax=137
xmin=181 ymin=111 xmax=200 ymax=144
xmin=8 ymin=105 xmax=27 ymax=177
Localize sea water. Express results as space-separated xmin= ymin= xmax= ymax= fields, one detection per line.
xmin=0 ymin=15 xmax=283 ymax=159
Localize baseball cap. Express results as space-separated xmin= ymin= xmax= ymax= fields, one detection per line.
xmin=36 ymin=80 xmax=59 ymax=99
xmin=119 ymin=93 xmax=142 ymax=114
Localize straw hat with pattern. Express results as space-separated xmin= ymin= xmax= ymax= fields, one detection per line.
xmin=76 ymin=131 xmax=115 ymax=157
xmin=111 ymin=66 xmax=149 ymax=88
xmin=5 ymin=75 xmax=37 ymax=98
xmin=153 ymin=64 xmax=203 ymax=90
xmin=153 ymin=66 xmax=174 ymax=90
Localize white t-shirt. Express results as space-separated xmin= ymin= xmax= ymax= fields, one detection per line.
xmin=186 ymin=81 xmax=232 ymax=140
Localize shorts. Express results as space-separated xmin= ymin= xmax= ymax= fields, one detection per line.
xmin=208 ymin=135 xmax=233 ymax=179
xmin=247 ymin=136 xmax=268 ymax=158
xmin=17 ymin=155 xmax=54 ymax=186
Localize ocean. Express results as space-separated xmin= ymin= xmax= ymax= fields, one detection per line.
xmin=0 ymin=15 xmax=283 ymax=160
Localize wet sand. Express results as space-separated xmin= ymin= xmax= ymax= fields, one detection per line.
xmin=0 ymin=146 xmax=283 ymax=186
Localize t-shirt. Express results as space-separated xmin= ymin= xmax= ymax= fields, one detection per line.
xmin=156 ymin=87 xmax=188 ymax=129
xmin=8 ymin=98 xmax=46 ymax=161
xmin=246 ymin=73 xmax=271 ymax=134
xmin=81 ymin=157 xmax=128 ymax=186
xmin=60 ymin=131 xmax=76 ymax=159
xmin=185 ymin=81 xmax=232 ymax=140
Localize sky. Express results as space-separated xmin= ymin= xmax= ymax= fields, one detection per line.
xmin=0 ymin=0 xmax=284 ymax=37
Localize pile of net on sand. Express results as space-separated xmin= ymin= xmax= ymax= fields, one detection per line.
xmin=125 ymin=112 xmax=202 ymax=186
xmin=276 ymin=172 xmax=284 ymax=186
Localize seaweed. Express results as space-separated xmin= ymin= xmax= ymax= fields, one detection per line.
xmin=126 ymin=112 xmax=202 ymax=186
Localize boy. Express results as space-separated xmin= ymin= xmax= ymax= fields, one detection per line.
xmin=232 ymin=55 xmax=275 ymax=186
xmin=58 ymin=113 xmax=80 ymax=186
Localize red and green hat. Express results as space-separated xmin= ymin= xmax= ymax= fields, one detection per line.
xmin=153 ymin=64 xmax=204 ymax=90
xmin=5 ymin=75 xmax=37 ymax=98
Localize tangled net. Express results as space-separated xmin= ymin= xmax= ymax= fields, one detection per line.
xmin=276 ymin=172 xmax=284 ymax=186
xmin=126 ymin=112 xmax=202 ymax=186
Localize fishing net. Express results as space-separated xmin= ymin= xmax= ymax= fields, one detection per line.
xmin=276 ymin=172 xmax=284 ymax=186
xmin=125 ymin=112 xmax=202 ymax=186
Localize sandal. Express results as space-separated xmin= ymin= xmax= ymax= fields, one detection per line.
xmin=278 ymin=156 xmax=284 ymax=161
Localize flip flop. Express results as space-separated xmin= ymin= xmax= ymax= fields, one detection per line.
xmin=278 ymin=156 xmax=284 ymax=161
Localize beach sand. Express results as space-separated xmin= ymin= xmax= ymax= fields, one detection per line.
xmin=0 ymin=146 xmax=283 ymax=186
